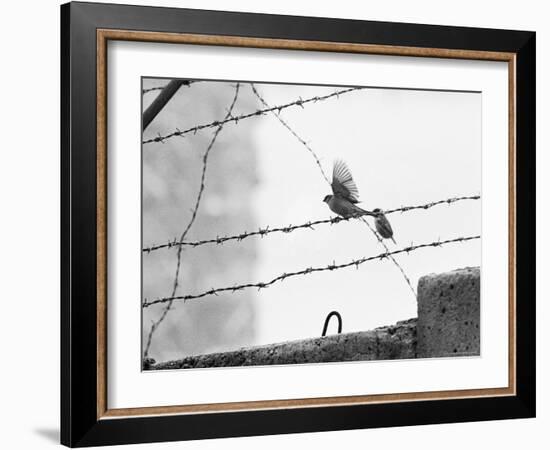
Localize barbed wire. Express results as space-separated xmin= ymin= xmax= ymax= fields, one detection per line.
xmin=244 ymin=83 xmax=420 ymax=300
xmin=358 ymin=216 xmax=417 ymax=298
xmin=362 ymin=193 xmax=480 ymax=299
xmin=143 ymin=83 xmax=241 ymax=358
xmin=142 ymin=235 xmax=480 ymax=308
xmin=142 ymin=86 xmax=364 ymax=145
xmin=142 ymin=80 xmax=197 ymax=94
xmin=141 ymin=81 xmax=481 ymax=356
xmin=250 ymin=84 xmax=331 ymax=184
xmin=385 ymin=195 xmax=480 ymax=214
xmin=142 ymin=195 xmax=480 ymax=253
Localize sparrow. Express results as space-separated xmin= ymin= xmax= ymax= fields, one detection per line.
xmin=323 ymin=160 xmax=371 ymax=218
xmin=373 ymin=208 xmax=396 ymax=244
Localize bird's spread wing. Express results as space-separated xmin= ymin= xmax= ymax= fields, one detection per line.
xmin=331 ymin=159 xmax=360 ymax=203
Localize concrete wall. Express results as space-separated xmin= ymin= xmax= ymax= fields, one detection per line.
xmin=148 ymin=319 xmax=416 ymax=369
xmin=146 ymin=266 xmax=480 ymax=370
xmin=417 ymin=266 xmax=480 ymax=358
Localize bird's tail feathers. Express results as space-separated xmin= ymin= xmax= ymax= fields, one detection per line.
xmin=356 ymin=206 xmax=373 ymax=217
xmin=391 ymin=236 xmax=397 ymax=245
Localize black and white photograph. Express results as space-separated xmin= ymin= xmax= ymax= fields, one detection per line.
xmin=0 ymin=0 xmax=543 ymax=447
xmin=141 ymin=78 xmax=482 ymax=370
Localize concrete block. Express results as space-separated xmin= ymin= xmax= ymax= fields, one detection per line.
xmin=417 ymin=266 xmax=480 ymax=358
xmin=149 ymin=318 xmax=416 ymax=370
xmin=147 ymin=266 xmax=481 ymax=370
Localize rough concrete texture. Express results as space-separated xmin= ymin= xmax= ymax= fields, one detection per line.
xmin=417 ymin=266 xmax=480 ymax=358
xmin=150 ymin=319 xmax=417 ymax=370
xmin=146 ymin=266 xmax=481 ymax=370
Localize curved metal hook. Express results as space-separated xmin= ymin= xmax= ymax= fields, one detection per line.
xmin=322 ymin=311 xmax=343 ymax=337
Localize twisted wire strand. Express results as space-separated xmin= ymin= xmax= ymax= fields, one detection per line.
xmin=143 ymin=84 xmax=241 ymax=358
xmin=142 ymin=195 xmax=480 ymax=253
xmin=250 ymin=84 xmax=331 ymax=184
xmin=245 ymin=83 xmax=421 ymax=299
xmin=359 ymin=217 xmax=417 ymax=298
xmin=142 ymin=86 xmax=364 ymax=145
xmin=142 ymin=235 xmax=480 ymax=308
xmin=141 ymin=80 xmax=481 ymax=356
xmin=385 ymin=195 xmax=480 ymax=214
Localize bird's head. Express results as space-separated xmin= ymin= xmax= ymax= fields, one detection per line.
xmin=373 ymin=208 xmax=382 ymax=216
xmin=323 ymin=195 xmax=332 ymax=203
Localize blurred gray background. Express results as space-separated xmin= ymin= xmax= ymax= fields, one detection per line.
xmin=142 ymin=79 xmax=481 ymax=363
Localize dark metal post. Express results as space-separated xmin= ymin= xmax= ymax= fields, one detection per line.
xmin=142 ymin=80 xmax=186 ymax=131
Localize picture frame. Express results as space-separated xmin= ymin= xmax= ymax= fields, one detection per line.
xmin=61 ymin=1 xmax=535 ymax=447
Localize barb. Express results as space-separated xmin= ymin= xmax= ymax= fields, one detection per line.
xmin=143 ymin=84 xmax=241 ymax=358
xmin=358 ymin=195 xmax=479 ymax=300
xmin=143 ymin=80 xmax=197 ymax=94
xmin=359 ymin=217 xmax=417 ymax=298
xmin=142 ymin=86 xmax=364 ymax=145
xmin=385 ymin=195 xmax=480 ymax=214
xmin=246 ymin=84 xmax=420 ymax=301
xmin=142 ymin=195 xmax=480 ymax=253
xmin=142 ymin=235 xmax=480 ymax=307
xmin=250 ymin=84 xmax=331 ymax=184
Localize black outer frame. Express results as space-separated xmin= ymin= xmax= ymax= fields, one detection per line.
xmin=61 ymin=1 xmax=535 ymax=447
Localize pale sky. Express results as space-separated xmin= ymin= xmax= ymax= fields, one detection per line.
xmin=142 ymin=80 xmax=481 ymax=353
xmin=249 ymin=83 xmax=481 ymax=344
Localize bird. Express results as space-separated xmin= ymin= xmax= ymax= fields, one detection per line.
xmin=322 ymin=159 xmax=371 ymax=218
xmin=373 ymin=208 xmax=396 ymax=244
